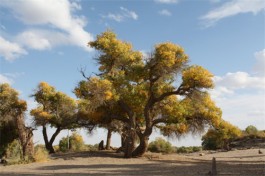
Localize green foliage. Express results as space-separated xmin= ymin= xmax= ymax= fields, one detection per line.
xmin=202 ymin=120 xmax=242 ymax=150
xmin=59 ymin=132 xmax=85 ymax=152
xmin=34 ymin=145 xmax=49 ymax=162
xmin=176 ymin=146 xmax=202 ymax=153
xmin=5 ymin=139 xmax=22 ymax=159
xmin=245 ymin=125 xmax=258 ymax=136
xmin=86 ymin=144 xmax=99 ymax=151
xmin=0 ymin=83 xmax=27 ymax=155
xmin=148 ymin=137 xmax=175 ymax=153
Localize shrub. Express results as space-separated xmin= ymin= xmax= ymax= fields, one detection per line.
xmin=202 ymin=120 xmax=242 ymax=150
xmin=5 ymin=139 xmax=22 ymax=159
xmin=148 ymin=137 xmax=175 ymax=154
xmin=245 ymin=125 xmax=258 ymax=136
xmin=34 ymin=145 xmax=49 ymax=162
xmin=59 ymin=132 xmax=85 ymax=152
xmin=176 ymin=146 xmax=202 ymax=153
xmin=2 ymin=139 xmax=23 ymax=165
xmin=86 ymin=144 xmax=99 ymax=151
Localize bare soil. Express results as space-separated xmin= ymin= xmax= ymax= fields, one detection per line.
xmin=0 ymin=149 xmax=264 ymax=176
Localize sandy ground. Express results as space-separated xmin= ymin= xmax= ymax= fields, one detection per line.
xmin=0 ymin=149 xmax=264 ymax=176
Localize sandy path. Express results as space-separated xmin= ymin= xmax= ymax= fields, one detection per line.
xmin=0 ymin=149 xmax=264 ymax=176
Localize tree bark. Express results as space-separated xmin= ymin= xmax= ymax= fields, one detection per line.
xmin=124 ymin=128 xmax=136 ymax=158
xmin=106 ymin=129 xmax=112 ymax=150
xmin=16 ymin=114 xmax=34 ymax=159
xmin=42 ymin=125 xmax=61 ymax=154
xmin=132 ymin=127 xmax=152 ymax=157
xmin=132 ymin=135 xmax=149 ymax=157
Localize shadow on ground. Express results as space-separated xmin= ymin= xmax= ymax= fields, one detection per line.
xmin=0 ymin=151 xmax=264 ymax=176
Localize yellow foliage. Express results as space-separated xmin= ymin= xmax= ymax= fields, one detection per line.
xmin=182 ymin=65 xmax=214 ymax=89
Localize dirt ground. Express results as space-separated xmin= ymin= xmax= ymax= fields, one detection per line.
xmin=0 ymin=149 xmax=264 ymax=176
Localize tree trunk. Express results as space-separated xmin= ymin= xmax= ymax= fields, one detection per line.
xmin=124 ymin=128 xmax=136 ymax=158
xmin=132 ymin=126 xmax=152 ymax=157
xmin=16 ymin=114 xmax=34 ymax=159
xmin=106 ymin=129 xmax=112 ymax=150
xmin=42 ymin=126 xmax=61 ymax=154
xmin=132 ymin=135 xmax=149 ymax=157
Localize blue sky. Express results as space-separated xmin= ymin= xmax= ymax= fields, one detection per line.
xmin=0 ymin=0 xmax=264 ymax=147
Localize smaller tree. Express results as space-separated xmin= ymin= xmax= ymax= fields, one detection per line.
xmin=59 ymin=132 xmax=85 ymax=152
xmin=245 ymin=125 xmax=258 ymax=136
xmin=202 ymin=120 xmax=242 ymax=150
xmin=31 ymin=82 xmax=78 ymax=153
xmin=148 ymin=137 xmax=175 ymax=153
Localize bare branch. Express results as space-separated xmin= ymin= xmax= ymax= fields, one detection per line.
xmin=78 ymin=67 xmax=91 ymax=80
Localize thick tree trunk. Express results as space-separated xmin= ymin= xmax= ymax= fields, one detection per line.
xmin=132 ymin=135 xmax=149 ymax=157
xmin=16 ymin=114 xmax=34 ymax=159
xmin=106 ymin=129 xmax=112 ymax=150
xmin=132 ymin=127 xmax=152 ymax=157
xmin=124 ymin=128 xmax=136 ymax=158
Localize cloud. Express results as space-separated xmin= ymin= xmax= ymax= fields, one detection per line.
xmin=0 ymin=74 xmax=13 ymax=84
xmin=154 ymin=0 xmax=178 ymax=4
xmin=159 ymin=9 xmax=172 ymax=16
xmin=254 ymin=49 xmax=265 ymax=75
xmin=210 ymin=49 xmax=265 ymax=130
xmin=201 ymin=0 xmax=265 ymax=27
xmin=213 ymin=71 xmax=265 ymax=91
xmin=103 ymin=7 xmax=138 ymax=22
xmin=16 ymin=30 xmax=52 ymax=50
xmin=16 ymin=29 xmax=71 ymax=50
xmin=0 ymin=0 xmax=93 ymax=51
xmin=211 ymin=49 xmax=265 ymax=97
xmin=0 ymin=36 xmax=27 ymax=61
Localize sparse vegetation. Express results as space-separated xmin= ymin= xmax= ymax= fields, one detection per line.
xmin=176 ymin=146 xmax=202 ymax=153
xmin=202 ymin=120 xmax=242 ymax=150
xmin=148 ymin=137 xmax=175 ymax=153
xmin=59 ymin=132 xmax=85 ymax=152
xmin=33 ymin=145 xmax=49 ymax=162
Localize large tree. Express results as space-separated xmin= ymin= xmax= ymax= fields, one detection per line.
xmin=31 ymin=82 xmax=77 ymax=153
xmin=0 ymin=83 xmax=34 ymax=159
xmin=75 ymin=31 xmax=222 ymax=158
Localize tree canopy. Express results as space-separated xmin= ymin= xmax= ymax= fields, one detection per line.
xmin=202 ymin=120 xmax=242 ymax=150
xmin=75 ymin=30 xmax=222 ymax=157
xmin=0 ymin=83 xmax=33 ymax=159
xmin=31 ymin=82 xmax=77 ymax=153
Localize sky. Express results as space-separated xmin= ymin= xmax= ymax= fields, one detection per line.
xmin=0 ymin=0 xmax=264 ymax=147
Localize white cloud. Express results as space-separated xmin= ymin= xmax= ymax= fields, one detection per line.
xmin=154 ymin=0 xmax=178 ymax=4
xmin=213 ymin=71 xmax=265 ymax=90
xmin=159 ymin=9 xmax=172 ymax=16
xmin=16 ymin=30 xmax=52 ymax=50
xmin=0 ymin=74 xmax=13 ymax=84
xmin=103 ymin=7 xmax=138 ymax=22
xmin=0 ymin=0 xmax=93 ymax=51
xmin=0 ymin=36 xmax=27 ymax=61
xmin=210 ymin=49 xmax=265 ymax=130
xmin=254 ymin=49 xmax=265 ymax=75
xmin=201 ymin=0 xmax=265 ymax=27
xmin=16 ymin=29 xmax=71 ymax=50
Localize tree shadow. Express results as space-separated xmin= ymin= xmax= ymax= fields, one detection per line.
xmin=1 ymin=151 xmax=264 ymax=176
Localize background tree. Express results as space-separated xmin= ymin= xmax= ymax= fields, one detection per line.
xmin=31 ymin=82 xmax=77 ymax=153
xmin=59 ymin=132 xmax=85 ymax=152
xmin=0 ymin=83 xmax=34 ymax=159
xmin=202 ymin=120 xmax=242 ymax=150
xmin=245 ymin=125 xmax=258 ymax=136
xmin=75 ymin=31 xmax=222 ymax=158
